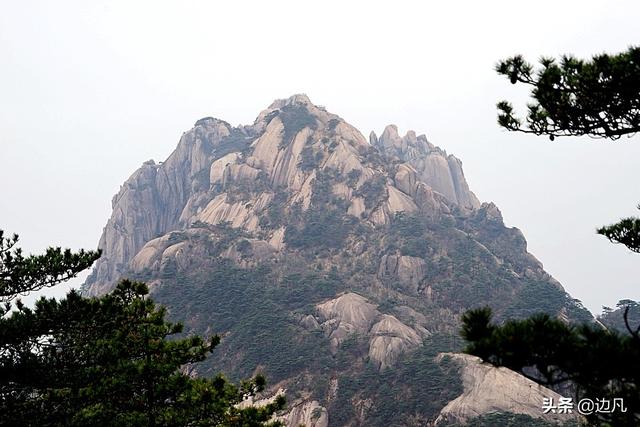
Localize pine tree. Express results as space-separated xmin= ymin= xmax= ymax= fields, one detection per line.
xmin=462 ymin=48 xmax=640 ymax=425
xmin=496 ymin=46 xmax=640 ymax=140
xmin=0 ymin=231 xmax=284 ymax=426
xmin=0 ymin=230 xmax=100 ymax=306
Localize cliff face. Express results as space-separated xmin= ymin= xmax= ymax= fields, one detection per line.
xmin=84 ymin=118 xmax=246 ymax=295
xmin=84 ymin=95 xmax=591 ymax=426
xmin=371 ymin=125 xmax=480 ymax=210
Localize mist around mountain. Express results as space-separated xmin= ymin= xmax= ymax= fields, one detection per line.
xmin=83 ymin=95 xmax=590 ymax=426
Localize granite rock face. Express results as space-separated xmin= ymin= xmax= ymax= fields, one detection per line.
xmin=84 ymin=118 xmax=242 ymax=295
xmin=377 ymin=254 xmax=427 ymax=293
xmin=372 ymin=125 xmax=480 ymax=210
xmin=313 ymin=293 xmax=423 ymax=370
xmin=85 ymin=94 xmax=481 ymax=295
xmin=435 ymin=353 xmax=581 ymax=425
xmin=83 ymin=95 xmax=592 ymax=426
xmin=283 ymin=400 xmax=329 ymax=427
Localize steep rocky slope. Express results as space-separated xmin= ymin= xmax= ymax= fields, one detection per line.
xmin=84 ymin=95 xmax=591 ymax=426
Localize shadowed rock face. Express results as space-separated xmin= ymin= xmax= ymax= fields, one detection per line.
xmin=83 ymin=95 xmax=592 ymax=426
xmin=84 ymin=118 xmax=242 ymax=295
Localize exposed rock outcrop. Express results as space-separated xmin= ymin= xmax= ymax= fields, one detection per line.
xmin=84 ymin=95 xmax=485 ymax=296
xmin=82 ymin=94 xmax=593 ymax=426
xmin=434 ymin=353 xmax=581 ymax=425
xmin=368 ymin=314 xmax=422 ymax=370
xmin=372 ymin=125 xmax=480 ymax=210
xmin=377 ymin=254 xmax=427 ymax=293
xmin=84 ymin=118 xmax=246 ymax=295
xmin=316 ymin=293 xmax=380 ymax=350
xmin=315 ymin=293 xmax=423 ymax=370
xmin=86 ymin=160 xmax=162 ymax=296
xmin=283 ymin=400 xmax=329 ymax=427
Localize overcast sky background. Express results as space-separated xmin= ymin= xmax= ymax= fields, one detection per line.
xmin=1 ymin=1 xmax=639 ymax=314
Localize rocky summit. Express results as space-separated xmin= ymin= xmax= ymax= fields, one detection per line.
xmin=83 ymin=95 xmax=590 ymax=426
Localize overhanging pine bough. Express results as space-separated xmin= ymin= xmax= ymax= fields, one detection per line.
xmin=496 ymin=46 xmax=640 ymax=140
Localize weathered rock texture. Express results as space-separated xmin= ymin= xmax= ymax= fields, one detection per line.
xmin=313 ymin=293 xmax=423 ymax=370
xmin=83 ymin=95 xmax=593 ymax=426
xmin=435 ymin=353 xmax=581 ymax=425
xmin=85 ymin=118 xmax=242 ymax=295
xmin=372 ymin=125 xmax=480 ymax=210
xmin=84 ymin=95 xmax=484 ymax=296
xmin=282 ymin=400 xmax=329 ymax=427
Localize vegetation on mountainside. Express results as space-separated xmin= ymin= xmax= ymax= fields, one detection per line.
xmin=600 ymin=300 xmax=640 ymax=334
xmin=275 ymin=104 xmax=318 ymax=147
xmin=284 ymin=170 xmax=360 ymax=250
xmin=455 ymin=412 xmax=580 ymax=427
xmin=0 ymin=231 xmax=284 ymax=426
xmin=152 ymin=259 xmax=467 ymax=427
xmin=354 ymin=175 xmax=387 ymax=210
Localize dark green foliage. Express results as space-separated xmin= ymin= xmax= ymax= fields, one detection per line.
xmin=154 ymin=262 xmax=338 ymax=383
xmin=460 ymin=307 xmax=494 ymax=347
xmin=262 ymin=110 xmax=279 ymax=126
xmin=461 ymin=308 xmax=640 ymax=426
xmin=298 ymin=145 xmax=323 ymax=171
xmin=277 ymin=105 xmax=318 ymax=147
xmin=600 ymin=300 xmax=640 ymax=335
xmin=259 ymin=191 xmax=289 ymax=229
xmin=389 ymin=212 xmax=427 ymax=257
xmin=453 ymin=412 xmax=572 ymax=427
xmin=346 ymin=169 xmax=362 ymax=187
xmin=193 ymin=222 xmax=251 ymax=258
xmin=149 ymin=253 xmax=466 ymax=426
xmin=0 ymin=230 xmax=100 ymax=305
xmin=284 ymin=208 xmax=356 ymax=250
xmin=496 ymin=46 xmax=640 ymax=140
xmin=195 ymin=117 xmax=216 ymax=126
xmin=0 ymin=279 xmax=284 ymax=426
xmin=284 ymin=171 xmax=357 ymax=250
xmin=360 ymin=145 xmax=386 ymax=168
xmin=329 ymin=334 xmax=463 ymax=426
xmin=236 ymin=239 xmax=252 ymax=256
xmin=327 ymin=118 xmax=340 ymax=131
xmin=502 ymin=280 xmax=592 ymax=323
xmin=597 ymin=204 xmax=640 ymax=253
xmin=215 ymin=128 xmax=253 ymax=157
xmin=222 ymin=170 xmax=271 ymax=204
xmin=354 ymin=175 xmax=387 ymax=210
xmin=0 ymin=231 xmax=283 ymax=426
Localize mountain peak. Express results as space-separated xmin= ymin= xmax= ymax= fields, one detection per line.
xmin=194 ymin=116 xmax=228 ymax=127
xmin=268 ymin=93 xmax=313 ymax=110
xmin=81 ymin=96 xmax=592 ymax=426
xmin=252 ymin=94 xmax=332 ymax=135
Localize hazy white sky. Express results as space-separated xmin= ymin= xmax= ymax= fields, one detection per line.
xmin=1 ymin=1 xmax=639 ymax=313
